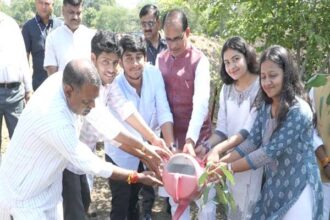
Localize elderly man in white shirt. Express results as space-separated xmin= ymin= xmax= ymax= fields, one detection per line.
xmin=0 ymin=59 xmax=163 ymax=220
xmin=0 ymin=12 xmax=33 ymax=163
xmin=44 ymin=0 xmax=95 ymax=75
xmin=103 ymin=34 xmax=174 ymax=220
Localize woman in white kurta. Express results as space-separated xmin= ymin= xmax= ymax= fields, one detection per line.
xmin=201 ymin=37 xmax=263 ymax=220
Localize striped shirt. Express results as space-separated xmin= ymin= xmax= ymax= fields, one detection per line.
xmin=0 ymin=72 xmax=113 ymax=213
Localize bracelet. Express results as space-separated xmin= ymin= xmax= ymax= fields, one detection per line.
xmin=320 ymin=157 xmax=330 ymax=168
xmin=127 ymin=171 xmax=139 ymax=184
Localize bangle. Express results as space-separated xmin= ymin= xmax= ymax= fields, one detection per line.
xmin=127 ymin=171 xmax=139 ymax=184
xmin=320 ymin=157 xmax=330 ymax=168
xmin=227 ymin=163 xmax=234 ymax=174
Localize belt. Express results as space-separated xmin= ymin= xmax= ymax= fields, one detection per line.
xmin=0 ymin=82 xmax=21 ymax=89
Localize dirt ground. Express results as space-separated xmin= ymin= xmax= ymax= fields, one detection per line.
xmin=1 ymin=123 xmax=225 ymax=220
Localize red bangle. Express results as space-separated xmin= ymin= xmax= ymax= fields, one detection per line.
xmin=127 ymin=171 xmax=139 ymax=184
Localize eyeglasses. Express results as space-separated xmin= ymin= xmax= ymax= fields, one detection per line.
xmin=165 ymin=32 xmax=185 ymax=43
xmin=141 ymin=20 xmax=156 ymax=29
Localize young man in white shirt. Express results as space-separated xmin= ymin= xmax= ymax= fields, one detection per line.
xmin=104 ymin=34 xmax=174 ymax=220
xmin=0 ymin=59 xmax=162 ymax=220
xmin=63 ymin=31 xmax=172 ymax=219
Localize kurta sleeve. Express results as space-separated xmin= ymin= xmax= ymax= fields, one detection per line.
xmin=186 ymin=55 xmax=211 ymax=143
xmin=235 ymin=106 xmax=264 ymax=157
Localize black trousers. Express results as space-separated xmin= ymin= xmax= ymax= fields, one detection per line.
xmin=106 ymin=154 xmax=143 ymax=220
xmin=62 ymin=169 xmax=91 ymax=220
xmin=140 ymin=177 xmax=155 ymax=216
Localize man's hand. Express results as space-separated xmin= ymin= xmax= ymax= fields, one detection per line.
xmin=150 ymin=136 xmax=173 ymax=157
xmin=182 ymin=139 xmax=196 ymax=157
xmin=25 ymin=91 xmax=32 ymax=103
xmin=141 ymin=145 xmax=170 ymax=178
xmin=137 ymin=171 xmax=163 ymax=186
xmin=195 ymin=144 xmax=208 ymax=159
xmin=204 ymin=149 xmax=220 ymax=163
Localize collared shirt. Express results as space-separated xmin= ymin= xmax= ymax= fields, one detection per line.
xmin=146 ymin=35 xmax=167 ymax=65
xmin=67 ymin=81 xmax=137 ymax=174
xmin=0 ymin=72 xmax=113 ymax=211
xmin=44 ymin=24 xmax=95 ymax=71
xmin=156 ymin=47 xmax=210 ymax=144
xmin=104 ymin=64 xmax=173 ymax=170
xmin=0 ymin=12 xmax=32 ymax=92
xmin=22 ymin=14 xmax=62 ymax=89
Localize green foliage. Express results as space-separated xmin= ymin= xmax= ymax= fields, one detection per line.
xmin=198 ymin=163 xmax=235 ymax=210
xmin=305 ymin=74 xmax=328 ymax=89
xmin=3 ymin=0 xmax=34 ymax=26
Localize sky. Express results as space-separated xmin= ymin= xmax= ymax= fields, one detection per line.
xmin=116 ymin=0 xmax=141 ymax=9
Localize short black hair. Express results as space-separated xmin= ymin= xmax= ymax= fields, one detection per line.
xmin=119 ymin=34 xmax=146 ymax=57
xmin=63 ymin=0 xmax=82 ymax=6
xmin=163 ymin=9 xmax=188 ymax=31
xmin=139 ymin=4 xmax=160 ymax=20
xmin=220 ymin=36 xmax=259 ymax=84
xmin=91 ymin=30 xmax=120 ymax=58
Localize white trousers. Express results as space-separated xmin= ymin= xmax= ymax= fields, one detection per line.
xmin=283 ymin=184 xmax=313 ymax=220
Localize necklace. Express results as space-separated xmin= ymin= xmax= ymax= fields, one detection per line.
xmin=34 ymin=16 xmax=50 ymax=41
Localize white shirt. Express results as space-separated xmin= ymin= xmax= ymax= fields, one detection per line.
xmin=0 ymin=72 xmax=113 ymax=210
xmin=105 ymin=64 xmax=173 ymax=170
xmin=44 ymin=24 xmax=95 ymax=71
xmin=0 ymin=12 xmax=32 ymax=92
xmin=156 ymin=52 xmax=210 ymax=144
xmin=68 ymin=81 xmax=138 ymax=174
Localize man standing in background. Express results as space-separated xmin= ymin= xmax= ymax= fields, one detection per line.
xmin=0 ymin=12 xmax=32 ymax=164
xmin=44 ymin=0 xmax=95 ymax=75
xmin=22 ymin=0 xmax=62 ymax=90
xmin=139 ymin=4 xmax=167 ymax=65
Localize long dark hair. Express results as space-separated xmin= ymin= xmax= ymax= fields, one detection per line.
xmin=258 ymin=45 xmax=306 ymax=125
xmin=220 ymin=36 xmax=259 ymax=85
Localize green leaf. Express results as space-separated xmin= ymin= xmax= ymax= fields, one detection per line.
xmin=220 ymin=166 xmax=235 ymax=185
xmin=327 ymin=93 xmax=330 ymax=106
xmin=226 ymin=191 xmax=236 ymax=211
xmin=199 ymin=172 xmax=208 ymax=186
xmin=305 ymin=74 xmax=328 ymax=89
xmin=216 ymin=185 xmax=228 ymax=205
xmin=203 ymin=185 xmax=211 ymax=204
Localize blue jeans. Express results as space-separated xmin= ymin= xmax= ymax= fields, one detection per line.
xmin=0 ymin=85 xmax=24 ymax=151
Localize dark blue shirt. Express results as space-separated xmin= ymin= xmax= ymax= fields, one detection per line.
xmin=21 ymin=14 xmax=62 ymax=90
xmin=146 ymin=35 xmax=167 ymax=65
